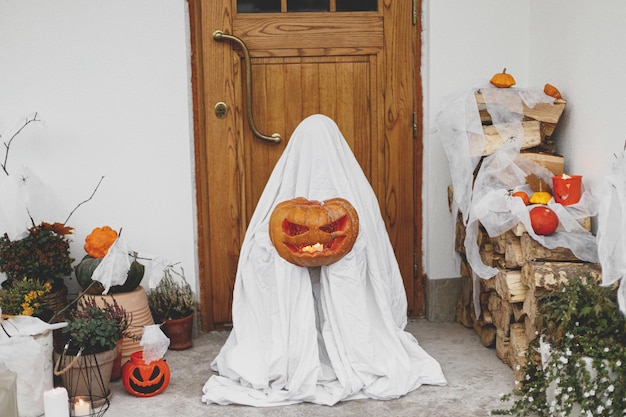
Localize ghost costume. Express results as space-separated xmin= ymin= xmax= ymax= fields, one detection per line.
xmin=201 ymin=114 xmax=446 ymax=407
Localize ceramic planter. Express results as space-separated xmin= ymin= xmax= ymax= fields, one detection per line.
xmin=163 ymin=311 xmax=194 ymax=350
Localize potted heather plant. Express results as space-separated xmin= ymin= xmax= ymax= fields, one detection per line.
xmin=147 ymin=266 xmax=196 ymax=350
xmin=55 ymin=296 xmax=132 ymax=405
xmin=492 ymin=276 xmax=626 ymax=417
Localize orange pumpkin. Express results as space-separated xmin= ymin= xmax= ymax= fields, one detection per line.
xmin=121 ymin=351 xmax=170 ymax=397
xmin=84 ymin=226 xmax=118 ymax=258
xmin=512 ymin=191 xmax=530 ymax=206
xmin=269 ymin=197 xmax=359 ymax=267
xmin=544 ymin=83 xmax=562 ymax=99
xmin=529 ymin=206 xmax=559 ymax=236
xmin=490 ymin=68 xmax=516 ymax=88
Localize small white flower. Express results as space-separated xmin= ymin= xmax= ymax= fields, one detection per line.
xmin=616 ymin=360 xmax=622 ymax=367
xmin=559 ymin=356 xmax=568 ymax=364
xmin=515 ymin=364 xmax=521 ymax=371
xmin=604 ymin=347 xmax=610 ymax=353
xmin=575 ymin=321 xmax=580 ymax=326
xmin=607 ymin=384 xmax=614 ymax=393
xmin=567 ymin=386 xmax=573 ymax=392
xmin=565 ymin=348 xmax=572 ymax=356
xmin=597 ymin=406 xmax=604 ymax=414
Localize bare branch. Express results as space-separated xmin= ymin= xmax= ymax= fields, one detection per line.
xmin=1 ymin=113 xmax=41 ymax=176
xmin=63 ymin=175 xmax=105 ymax=225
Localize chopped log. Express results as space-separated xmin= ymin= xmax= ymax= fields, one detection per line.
xmin=456 ymin=271 xmax=474 ymax=328
xmin=474 ymin=320 xmax=496 ymax=348
xmin=520 ymin=233 xmax=578 ymax=262
xmin=489 ymin=292 xmax=513 ymax=336
xmin=495 ymin=269 xmax=527 ymax=303
xmin=521 ymin=261 xmax=602 ymax=291
xmin=512 ymin=302 xmax=524 ymax=322
xmin=496 ymin=329 xmax=511 ymax=364
xmin=490 ymin=231 xmax=523 ymax=268
xmin=482 ymin=121 xmax=543 ymax=156
xmin=509 ymin=323 xmax=529 ymax=370
xmin=519 ymin=152 xmax=564 ymax=176
xmin=524 ymin=315 xmax=538 ymax=343
xmin=479 ymin=275 xmax=497 ymax=293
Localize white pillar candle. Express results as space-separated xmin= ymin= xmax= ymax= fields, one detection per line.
xmin=43 ymin=387 xmax=69 ymax=417
xmin=73 ymin=398 xmax=91 ymax=417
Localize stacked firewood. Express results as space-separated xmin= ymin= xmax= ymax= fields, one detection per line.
xmin=452 ymin=91 xmax=602 ymax=381
xmin=455 ymin=220 xmax=602 ymax=381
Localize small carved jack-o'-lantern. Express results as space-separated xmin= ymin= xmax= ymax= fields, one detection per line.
xmin=121 ymin=351 xmax=170 ymax=397
xmin=269 ymin=197 xmax=359 ymax=267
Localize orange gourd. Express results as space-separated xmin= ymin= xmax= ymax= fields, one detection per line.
xmin=122 ymin=351 xmax=170 ymax=397
xmin=544 ymin=83 xmax=562 ymax=99
xmin=490 ymin=68 xmax=516 ymax=88
xmin=529 ymin=206 xmax=559 ymax=236
xmin=269 ymin=197 xmax=359 ymax=267
xmin=84 ymin=226 xmax=118 ymax=258
xmin=512 ymin=191 xmax=530 ymax=206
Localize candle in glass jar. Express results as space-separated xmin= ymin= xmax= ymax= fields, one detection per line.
xmin=552 ymin=174 xmax=582 ymax=206
xmin=73 ymin=398 xmax=91 ymax=417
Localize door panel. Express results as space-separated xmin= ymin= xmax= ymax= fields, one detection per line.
xmin=190 ymin=0 xmax=422 ymax=329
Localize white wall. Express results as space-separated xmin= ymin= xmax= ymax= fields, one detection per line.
xmin=0 ymin=0 xmax=196 ymax=294
xmin=423 ymin=0 xmax=626 ymax=281
xmin=528 ymin=1 xmax=626 ymax=182
xmin=423 ymin=0 xmax=531 ymax=279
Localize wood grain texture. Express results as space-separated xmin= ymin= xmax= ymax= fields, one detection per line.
xmin=192 ymin=2 xmax=421 ymax=328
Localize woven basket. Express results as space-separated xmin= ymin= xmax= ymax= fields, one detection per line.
xmin=43 ymin=284 xmax=68 ymax=317
xmin=43 ymin=283 xmax=70 ymax=352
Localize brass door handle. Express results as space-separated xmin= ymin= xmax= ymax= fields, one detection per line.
xmin=213 ymin=30 xmax=281 ymax=144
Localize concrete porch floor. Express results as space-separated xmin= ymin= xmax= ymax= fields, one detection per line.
xmin=104 ymin=319 xmax=514 ymax=417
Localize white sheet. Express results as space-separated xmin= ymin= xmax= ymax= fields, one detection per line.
xmin=201 ymin=114 xmax=446 ymax=406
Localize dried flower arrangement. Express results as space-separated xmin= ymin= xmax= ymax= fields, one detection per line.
xmin=147 ymin=267 xmax=195 ymax=322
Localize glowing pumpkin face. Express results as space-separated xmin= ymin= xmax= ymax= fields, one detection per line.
xmin=269 ymin=197 xmax=359 ymax=267
xmin=121 ymin=351 xmax=170 ymax=397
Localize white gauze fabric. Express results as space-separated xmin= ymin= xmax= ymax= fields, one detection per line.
xmin=596 ymin=148 xmax=626 ymax=315
xmin=201 ymin=114 xmax=446 ymax=407
xmin=438 ymin=87 xmax=598 ymax=282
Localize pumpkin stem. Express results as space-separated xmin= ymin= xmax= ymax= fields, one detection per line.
xmin=502 ymin=68 xmax=507 ymax=74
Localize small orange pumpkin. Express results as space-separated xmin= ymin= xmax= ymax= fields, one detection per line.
xmin=121 ymin=351 xmax=170 ymax=397
xmin=269 ymin=197 xmax=359 ymax=267
xmin=529 ymin=206 xmax=559 ymax=236
xmin=544 ymin=83 xmax=562 ymax=99
xmin=490 ymin=68 xmax=516 ymax=88
xmin=512 ymin=191 xmax=530 ymax=206
xmin=84 ymin=226 xmax=118 ymax=258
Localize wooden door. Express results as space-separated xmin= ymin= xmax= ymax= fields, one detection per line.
xmin=190 ymin=0 xmax=423 ymax=330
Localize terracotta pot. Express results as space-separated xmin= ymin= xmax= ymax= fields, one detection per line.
xmin=85 ymin=286 xmax=154 ymax=364
xmin=110 ymin=339 xmax=124 ymax=381
xmin=163 ymin=312 xmax=194 ymax=350
xmin=54 ymin=347 xmax=116 ymax=408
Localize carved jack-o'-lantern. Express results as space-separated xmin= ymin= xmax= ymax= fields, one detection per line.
xmin=269 ymin=197 xmax=359 ymax=267
xmin=121 ymin=351 xmax=170 ymax=397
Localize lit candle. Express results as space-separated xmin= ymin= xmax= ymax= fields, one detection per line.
xmin=73 ymin=398 xmax=91 ymax=417
xmin=552 ymin=174 xmax=582 ymax=206
xmin=43 ymin=387 xmax=70 ymax=417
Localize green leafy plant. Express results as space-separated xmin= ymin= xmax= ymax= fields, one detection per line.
xmin=147 ymin=266 xmax=195 ymax=322
xmin=0 ymin=222 xmax=74 ymax=290
xmin=63 ymin=296 xmax=132 ymax=354
xmin=492 ymin=276 xmax=626 ymax=416
xmin=0 ymin=276 xmax=52 ymax=317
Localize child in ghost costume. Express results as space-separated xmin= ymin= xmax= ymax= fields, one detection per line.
xmin=202 ymin=114 xmax=446 ymax=406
